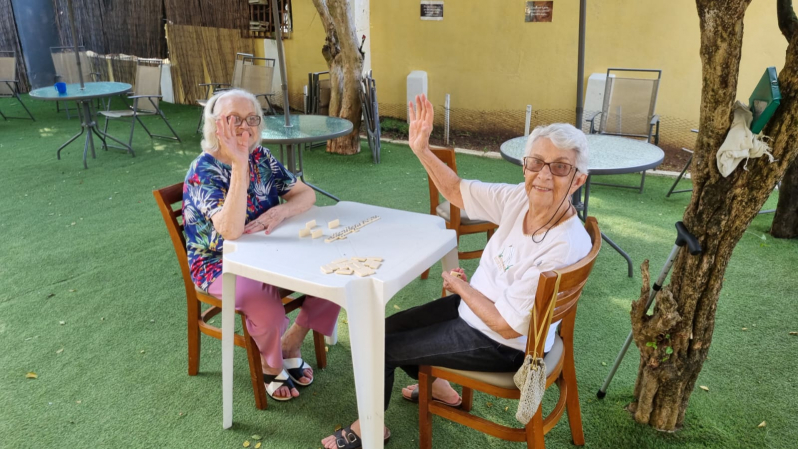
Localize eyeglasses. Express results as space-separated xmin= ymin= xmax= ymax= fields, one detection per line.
xmin=523 ymin=157 xmax=576 ymax=177
xmin=226 ymin=115 xmax=262 ymax=127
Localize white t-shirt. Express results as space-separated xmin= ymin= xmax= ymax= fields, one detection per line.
xmin=458 ymin=180 xmax=592 ymax=353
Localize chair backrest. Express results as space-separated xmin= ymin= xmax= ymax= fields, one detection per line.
xmin=231 ymin=52 xmax=254 ymax=89
xmin=527 ymin=217 xmax=601 ymax=357
xmin=50 ymin=46 xmax=92 ymax=84
xmin=0 ymin=51 xmax=16 ymax=96
xmin=428 ymin=148 xmax=462 ymax=228
xmin=599 ymin=68 xmax=661 ymax=139
xmin=134 ymin=58 xmax=163 ymax=112
xmin=153 ymin=183 xmax=196 ymax=299
xmin=240 ymin=56 xmax=275 ymax=110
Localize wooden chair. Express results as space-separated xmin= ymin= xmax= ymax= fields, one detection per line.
xmin=421 ymin=148 xmax=498 ymax=282
xmin=418 ymin=217 xmax=601 ymax=449
xmin=153 ymin=182 xmax=327 ymax=410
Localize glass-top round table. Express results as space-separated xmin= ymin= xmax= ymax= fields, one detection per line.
xmin=500 ymin=134 xmax=664 ymax=277
xmin=261 ymin=114 xmax=354 ymax=201
xmin=29 ymin=82 xmax=133 ymax=168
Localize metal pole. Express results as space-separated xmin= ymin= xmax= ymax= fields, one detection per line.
xmin=66 ymin=0 xmax=85 ymax=89
xmin=525 ymin=105 xmax=532 ymax=136
xmin=271 ymin=0 xmax=291 ymax=127
xmin=575 ymin=0 xmax=586 ymax=129
xmin=444 ymin=94 xmax=450 ymax=146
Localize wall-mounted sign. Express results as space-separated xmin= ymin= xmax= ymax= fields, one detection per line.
xmin=421 ymin=1 xmax=444 ymax=21
xmin=525 ymin=1 xmax=553 ymax=22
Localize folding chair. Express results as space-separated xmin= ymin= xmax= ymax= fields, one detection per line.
xmin=589 ymin=68 xmax=662 ymax=193
xmin=195 ymin=52 xmax=253 ymax=133
xmin=418 ymin=217 xmax=601 ymax=449
xmin=240 ymin=56 xmax=277 ymax=116
xmin=0 ymin=51 xmax=35 ymax=121
xmin=50 ymin=46 xmax=102 ymax=118
xmin=100 ymin=58 xmax=181 ymax=150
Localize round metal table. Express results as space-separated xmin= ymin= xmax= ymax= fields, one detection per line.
xmin=30 ymin=82 xmax=133 ymax=168
xmin=261 ymin=114 xmax=354 ymax=201
xmin=500 ymin=134 xmax=665 ymax=277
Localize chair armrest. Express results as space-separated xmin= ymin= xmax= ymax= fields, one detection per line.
xmin=128 ymin=95 xmax=163 ymax=99
xmin=650 ymin=114 xmax=660 ymax=125
xmin=588 ymin=112 xmax=602 ymax=134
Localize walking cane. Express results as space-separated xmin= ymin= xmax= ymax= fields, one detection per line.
xmin=597 ymin=221 xmax=701 ymax=399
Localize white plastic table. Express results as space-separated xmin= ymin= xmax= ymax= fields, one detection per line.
xmin=221 ymin=201 xmax=458 ymax=448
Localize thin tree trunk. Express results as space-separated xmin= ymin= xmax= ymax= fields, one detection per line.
xmin=629 ymin=0 xmax=798 ymax=431
xmin=312 ymin=0 xmax=363 ymax=155
xmin=771 ymin=160 xmax=798 ymax=237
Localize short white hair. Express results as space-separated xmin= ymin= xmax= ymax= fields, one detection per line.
xmin=200 ymin=89 xmax=266 ymax=153
xmin=524 ymin=123 xmax=589 ymax=174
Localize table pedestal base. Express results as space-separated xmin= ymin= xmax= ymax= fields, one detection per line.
xmin=280 ymin=143 xmax=340 ymax=202
xmin=57 ymin=100 xmax=135 ymax=169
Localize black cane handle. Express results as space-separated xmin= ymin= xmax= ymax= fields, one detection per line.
xmin=675 ymin=221 xmax=702 ymax=255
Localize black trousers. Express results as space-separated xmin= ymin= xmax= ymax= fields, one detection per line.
xmin=384 ymin=295 xmax=525 ymax=410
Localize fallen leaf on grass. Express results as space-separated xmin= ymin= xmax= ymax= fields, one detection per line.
xmin=742 ymin=328 xmax=748 ymax=331
xmin=251 ymin=435 xmax=262 ymax=440
xmin=789 ymin=332 xmax=798 ymax=336
xmin=758 ymin=421 xmax=766 ymax=428
xmin=255 ymin=443 xmax=261 ymax=449
xmin=393 ymin=305 xmax=401 ymax=310
xmin=325 ymin=346 xmax=329 ymax=352
xmin=46 ymin=293 xmax=55 ymax=298
xmin=334 ymin=424 xmax=342 ymax=432
xmin=486 ymin=402 xmax=493 ymax=408
xmin=56 ymin=348 xmax=64 ymax=354
xmin=26 ymin=372 xmax=38 ymax=379
xmin=504 ymin=406 xmax=509 ymax=411
xmin=76 ymin=400 xmax=81 ymax=404
xmin=139 ymin=350 xmax=145 ymax=354
xmin=342 ymin=319 xmax=348 ymax=324
xmin=69 ymin=289 xmax=76 ymax=293
xmin=243 ymin=441 xmax=250 ymax=448
xmin=699 ymin=385 xmax=709 ymax=392
xmin=601 ymin=362 xmax=607 ymax=366
xmin=59 ymin=321 xmax=65 ymax=325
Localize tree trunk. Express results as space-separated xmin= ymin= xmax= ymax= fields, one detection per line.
xmin=629 ymin=0 xmax=798 ymax=431
xmin=771 ymin=160 xmax=798 ymax=238
xmin=312 ymin=0 xmax=363 ymax=155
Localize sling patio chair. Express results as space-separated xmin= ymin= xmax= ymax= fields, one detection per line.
xmin=588 ymin=68 xmax=662 ymax=193
xmin=99 ymin=58 xmax=181 ymax=151
xmin=195 ymin=52 xmax=253 ymax=133
xmin=50 ymin=46 xmax=103 ymax=118
xmin=0 ymin=51 xmax=35 ymax=121
xmin=240 ymin=56 xmax=277 ymax=116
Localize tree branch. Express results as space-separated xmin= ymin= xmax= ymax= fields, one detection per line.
xmin=778 ymin=0 xmax=798 ymax=42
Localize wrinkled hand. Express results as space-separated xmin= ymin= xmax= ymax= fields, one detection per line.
xmin=441 ymin=267 xmax=468 ymax=294
xmin=244 ymin=205 xmax=289 ymax=235
xmin=216 ymin=115 xmax=250 ymax=165
xmin=408 ymin=94 xmax=434 ymax=154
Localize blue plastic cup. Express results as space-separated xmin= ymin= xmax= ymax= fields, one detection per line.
xmin=55 ymin=82 xmax=67 ymax=94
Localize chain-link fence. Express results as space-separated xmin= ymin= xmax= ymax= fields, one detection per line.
xmin=375 ymin=102 xmax=698 ymax=172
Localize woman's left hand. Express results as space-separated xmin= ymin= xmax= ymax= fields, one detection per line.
xmin=244 ymin=205 xmax=290 ymax=235
xmin=441 ymin=268 xmax=468 ymax=294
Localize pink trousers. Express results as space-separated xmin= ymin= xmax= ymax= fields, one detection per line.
xmin=208 ymin=276 xmax=340 ymax=370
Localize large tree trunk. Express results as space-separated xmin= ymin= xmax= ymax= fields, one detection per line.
xmin=312 ymin=0 xmax=363 ymax=155
xmin=629 ymin=0 xmax=798 ymax=431
xmin=771 ymin=160 xmax=798 ymax=237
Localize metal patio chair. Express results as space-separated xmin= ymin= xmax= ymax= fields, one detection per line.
xmin=99 ymin=58 xmax=181 ymax=150
xmin=239 ymin=56 xmax=277 ymax=115
xmin=0 ymin=51 xmax=35 ymax=121
xmin=51 ymin=46 xmax=103 ymax=118
xmin=589 ymin=68 xmax=662 ymax=193
xmin=195 ymin=52 xmax=253 ymax=133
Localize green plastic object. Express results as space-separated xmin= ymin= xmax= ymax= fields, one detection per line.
xmin=748 ymin=66 xmax=781 ymax=134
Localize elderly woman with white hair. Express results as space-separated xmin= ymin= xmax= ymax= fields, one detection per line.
xmin=183 ymin=89 xmax=340 ymax=402
xmin=322 ymin=94 xmax=592 ymax=448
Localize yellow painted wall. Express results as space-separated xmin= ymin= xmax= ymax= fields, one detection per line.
xmin=272 ymin=1 xmax=785 ymax=123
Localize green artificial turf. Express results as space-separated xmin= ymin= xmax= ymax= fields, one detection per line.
xmin=1 ymin=95 xmax=796 ymax=449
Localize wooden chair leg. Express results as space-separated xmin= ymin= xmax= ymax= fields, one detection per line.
xmin=187 ymin=299 xmax=201 ymax=376
xmin=421 ymin=267 xmax=431 ymax=280
xmin=563 ymin=349 xmax=585 ymax=445
xmin=242 ymin=314 xmax=268 ymax=410
xmin=525 ymin=406 xmax=545 ymax=449
xmin=487 ymin=228 xmax=495 ymax=241
xmin=312 ymin=330 xmax=327 ymax=369
xmin=461 ymin=386 xmax=474 ymax=412
xmin=418 ymin=367 xmax=434 ymax=449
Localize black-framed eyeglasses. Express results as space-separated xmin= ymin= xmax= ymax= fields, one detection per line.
xmin=523 ymin=157 xmax=576 ymax=177
xmin=226 ymin=115 xmax=262 ymax=127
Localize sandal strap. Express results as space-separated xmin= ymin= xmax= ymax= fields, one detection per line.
xmin=263 ymin=369 xmax=295 ymax=395
xmin=333 ymin=426 xmax=362 ymax=449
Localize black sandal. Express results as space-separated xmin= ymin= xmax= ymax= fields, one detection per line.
xmin=263 ymin=369 xmax=296 ymax=402
xmin=331 ymin=426 xmax=390 ymax=449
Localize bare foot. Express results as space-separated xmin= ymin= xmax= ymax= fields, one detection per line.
xmin=402 ymin=378 xmax=460 ymax=405
xmin=281 ymin=323 xmax=313 ymax=384
xmin=320 ymin=420 xmax=390 ymax=449
xmin=262 ymin=359 xmax=299 ymax=399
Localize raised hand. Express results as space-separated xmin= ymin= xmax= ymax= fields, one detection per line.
xmin=216 ymin=115 xmax=250 ymax=165
xmin=408 ymin=94 xmax=434 ymax=154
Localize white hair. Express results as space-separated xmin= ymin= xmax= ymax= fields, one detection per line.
xmin=524 ymin=123 xmax=589 ymax=174
xmin=200 ymin=89 xmax=266 ymax=153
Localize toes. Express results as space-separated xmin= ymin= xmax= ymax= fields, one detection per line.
xmin=291 ymin=387 xmax=300 ymax=398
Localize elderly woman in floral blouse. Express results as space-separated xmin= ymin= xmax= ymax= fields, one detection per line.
xmin=183 ymin=89 xmax=340 ymax=401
